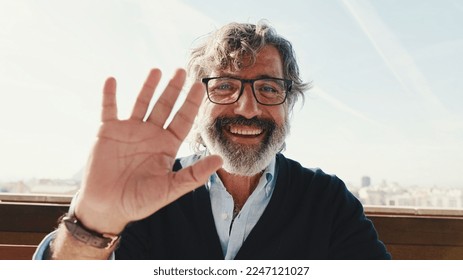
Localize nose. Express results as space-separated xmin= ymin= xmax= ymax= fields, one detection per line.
xmin=233 ymin=84 xmax=262 ymax=119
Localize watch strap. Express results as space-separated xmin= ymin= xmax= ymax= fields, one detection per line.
xmin=62 ymin=215 xmax=120 ymax=249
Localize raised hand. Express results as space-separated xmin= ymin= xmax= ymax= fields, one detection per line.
xmin=74 ymin=69 xmax=222 ymax=235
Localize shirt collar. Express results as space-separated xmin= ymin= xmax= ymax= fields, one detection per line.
xmin=179 ymin=150 xmax=278 ymax=197
xmin=206 ymin=156 xmax=277 ymax=198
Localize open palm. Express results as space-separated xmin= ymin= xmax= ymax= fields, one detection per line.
xmin=74 ymin=69 xmax=222 ymax=234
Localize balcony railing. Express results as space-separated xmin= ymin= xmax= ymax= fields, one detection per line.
xmin=1 ymin=194 xmax=462 ymax=260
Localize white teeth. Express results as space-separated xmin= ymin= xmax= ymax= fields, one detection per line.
xmin=229 ymin=126 xmax=263 ymax=136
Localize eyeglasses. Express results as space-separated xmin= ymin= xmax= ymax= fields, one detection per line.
xmin=201 ymin=77 xmax=292 ymax=106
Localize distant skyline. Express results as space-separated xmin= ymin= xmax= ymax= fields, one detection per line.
xmin=1 ymin=0 xmax=462 ymax=188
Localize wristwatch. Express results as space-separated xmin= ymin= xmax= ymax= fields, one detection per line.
xmin=62 ymin=215 xmax=120 ymax=250
xmin=61 ymin=193 xmax=120 ymax=250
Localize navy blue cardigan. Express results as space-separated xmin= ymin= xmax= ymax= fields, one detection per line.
xmin=115 ymin=154 xmax=390 ymax=259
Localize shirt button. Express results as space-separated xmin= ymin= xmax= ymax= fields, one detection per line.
xmin=221 ymin=213 xmax=228 ymax=220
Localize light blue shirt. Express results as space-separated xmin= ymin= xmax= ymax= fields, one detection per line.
xmin=33 ymin=154 xmax=277 ymax=260
xmin=181 ymin=154 xmax=277 ymax=260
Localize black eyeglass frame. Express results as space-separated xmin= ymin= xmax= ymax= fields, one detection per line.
xmin=201 ymin=76 xmax=293 ymax=106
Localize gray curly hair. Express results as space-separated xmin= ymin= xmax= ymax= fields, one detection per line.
xmin=188 ymin=21 xmax=310 ymax=109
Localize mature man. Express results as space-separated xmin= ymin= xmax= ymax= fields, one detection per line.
xmin=34 ymin=22 xmax=390 ymax=260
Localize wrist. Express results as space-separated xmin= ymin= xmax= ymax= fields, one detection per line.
xmin=50 ymin=224 xmax=115 ymax=260
xmin=70 ymin=192 xmax=127 ymax=235
xmin=61 ymin=213 xmax=121 ymax=249
xmin=63 ymin=192 xmax=125 ymax=249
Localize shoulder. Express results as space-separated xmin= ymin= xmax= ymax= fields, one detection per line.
xmin=276 ymin=153 xmax=360 ymax=216
xmin=276 ymin=153 xmax=347 ymax=195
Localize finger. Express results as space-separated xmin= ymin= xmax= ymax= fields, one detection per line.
xmin=102 ymin=77 xmax=118 ymax=122
xmin=166 ymin=82 xmax=205 ymax=142
xmin=146 ymin=69 xmax=186 ymax=126
xmin=130 ymin=69 xmax=162 ymax=121
xmin=169 ymin=155 xmax=223 ymax=200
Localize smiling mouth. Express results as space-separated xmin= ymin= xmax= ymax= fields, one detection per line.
xmin=214 ymin=116 xmax=274 ymax=141
xmin=227 ymin=125 xmax=264 ymax=137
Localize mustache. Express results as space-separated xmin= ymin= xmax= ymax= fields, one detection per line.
xmin=213 ymin=116 xmax=276 ymax=131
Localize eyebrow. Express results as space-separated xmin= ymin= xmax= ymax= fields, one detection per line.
xmin=216 ymin=74 xmax=282 ymax=80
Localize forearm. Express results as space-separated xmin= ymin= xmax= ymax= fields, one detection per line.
xmin=48 ymin=224 xmax=114 ymax=260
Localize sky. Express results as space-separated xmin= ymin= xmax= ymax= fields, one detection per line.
xmin=0 ymin=0 xmax=462 ymax=188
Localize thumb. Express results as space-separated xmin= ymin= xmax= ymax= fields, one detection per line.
xmin=168 ymin=155 xmax=223 ymax=200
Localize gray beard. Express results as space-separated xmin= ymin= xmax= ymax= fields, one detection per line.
xmin=199 ymin=115 xmax=289 ymax=176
